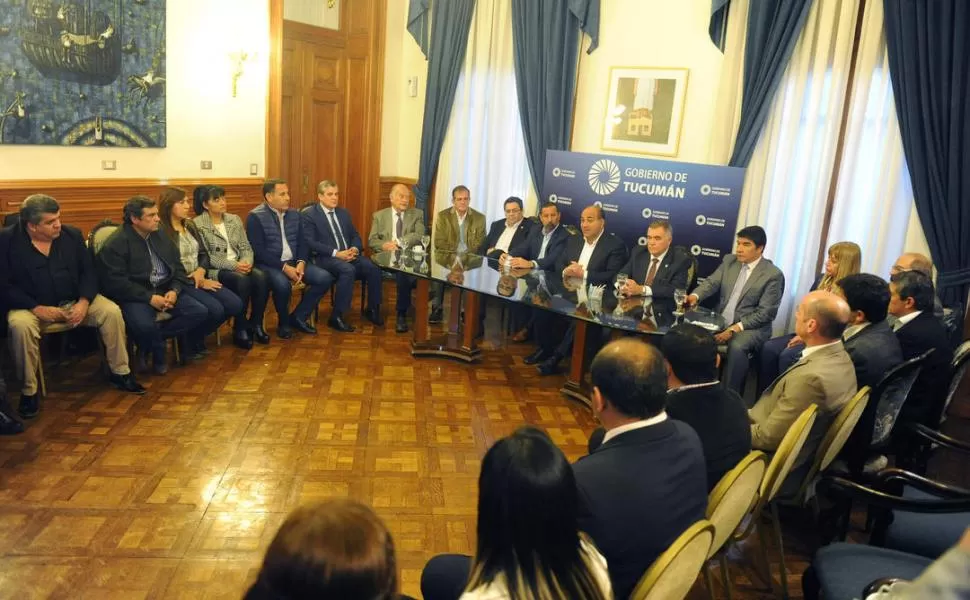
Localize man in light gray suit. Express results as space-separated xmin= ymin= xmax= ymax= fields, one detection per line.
xmin=749 ymin=290 xmax=856 ymax=495
xmin=686 ymin=226 xmax=785 ymax=392
xmin=368 ymin=183 xmax=426 ymax=333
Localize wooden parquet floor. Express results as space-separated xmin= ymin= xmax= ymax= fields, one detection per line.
xmin=0 ymin=287 xmax=966 ymax=599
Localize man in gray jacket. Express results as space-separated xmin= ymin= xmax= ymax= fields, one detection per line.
xmin=368 ymin=184 xmax=425 ymax=333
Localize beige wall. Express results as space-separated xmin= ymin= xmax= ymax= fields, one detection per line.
xmin=0 ymin=0 xmax=269 ymax=180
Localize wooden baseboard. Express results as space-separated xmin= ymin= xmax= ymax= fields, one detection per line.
xmin=0 ymin=178 xmax=263 ymax=236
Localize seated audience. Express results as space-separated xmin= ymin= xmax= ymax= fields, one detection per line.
xmin=889 ymin=252 xmax=944 ymax=318
xmin=192 ymin=185 xmax=271 ymax=345
xmin=888 ymin=271 xmax=953 ymax=426
xmin=421 ymin=426 xmax=611 ymax=600
xmin=96 ymin=196 xmax=207 ymax=375
xmin=246 ymin=179 xmax=332 ymax=339
xmin=0 ymin=195 xmax=145 ymax=421
xmin=663 ymin=323 xmax=752 ymax=490
xmin=431 ymin=185 xmax=486 ymax=323
xmin=836 ymin=273 xmax=903 ymax=389
xmin=303 ymin=180 xmax=384 ymax=332
xmin=615 ymin=220 xmax=692 ymax=300
xmin=480 ymin=196 xmax=533 ymax=260
xmin=0 ymin=367 xmax=24 ymax=435
xmin=574 ymin=339 xmax=707 ymax=599
xmin=158 ymin=186 xmax=246 ymax=354
xmin=686 ymin=226 xmax=785 ymax=393
xmin=244 ymin=498 xmax=414 ymax=600
xmin=749 ymin=290 xmax=856 ymax=494
xmin=368 ymin=183 xmax=425 ymax=333
xmin=758 ymin=241 xmax=861 ymax=394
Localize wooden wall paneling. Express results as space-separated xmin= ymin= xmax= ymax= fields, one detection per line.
xmin=0 ymin=179 xmax=263 ymax=236
xmin=266 ymin=0 xmax=284 ymax=178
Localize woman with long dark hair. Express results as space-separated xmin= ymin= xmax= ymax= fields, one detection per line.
xmin=158 ymin=187 xmax=247 ymax=354
xmin=192 ymin=185 xmax=272 ymax=345
xmin=422 ymin=426 xmax=611 ymax=600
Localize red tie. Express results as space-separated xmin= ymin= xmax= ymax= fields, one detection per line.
xmin=645 ymin=258 xmax=659 ymax=285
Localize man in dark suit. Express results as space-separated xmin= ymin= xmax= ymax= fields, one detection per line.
xmin=574 ymin=339 xmax=707 ymax=599
xmin=837 ymin=273 xmax=903 ymax=389
xmin=533 ymin=205 xmax=628 ymax=374
xmin=663 ymin=323 xmax=752 ymax=490
xmin=303 ymin=180 xmax=384 ymax=332
xmin=246 ymin=180 xmax=332 ymax=339
xmin=889 ymin=271 xmax=953 ymax=426
xmin=617 ymin=219 xmax=692 ymax=299
xmin=479 ymin=196 xmax=533 ymax=260
xmin=686 ymin=226 xmax=785 ymax=392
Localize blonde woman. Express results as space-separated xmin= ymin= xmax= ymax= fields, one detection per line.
xmin=757 ymin=241 xmax=862 ymax=394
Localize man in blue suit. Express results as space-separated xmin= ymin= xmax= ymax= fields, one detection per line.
xmin=303 ymin=180 xmax=384 ymax=332
xmin=246 ymin=179 xmax=332 ymax=341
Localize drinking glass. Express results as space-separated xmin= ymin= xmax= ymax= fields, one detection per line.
xmin=615 ymin=273 xmax=629 ymax=296
xmin=673 ymin=288 xmax=687 ymax=316
xmin=421 ymin=234 xmax=431 ymax=251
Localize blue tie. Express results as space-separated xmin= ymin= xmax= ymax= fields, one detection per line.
xmin=328 ymin=211 xmax=347 ymax=250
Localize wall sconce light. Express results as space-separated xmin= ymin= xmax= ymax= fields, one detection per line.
xmin=229 ymin=50 xmax=256 ymax=98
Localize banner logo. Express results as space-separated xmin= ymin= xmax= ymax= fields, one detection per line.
xmin=642 ymin=208 xmax=653 ymax=219
xmin=700 ymin=184 xmax=712 ymax=196
xmin=548 ymin=194 xmax=558 ymax=203
xmin=637 ymin=236 xmax=648 ymax=246
xmin=695 ymin=215 xmax=707 ymax=226
xmin=588 ymin=159 xmax=621 ymax=195
xmin=552 ymin=167 xmax=562 ymax=177
xmin=690 ymin=245 xmax=702 ymax=256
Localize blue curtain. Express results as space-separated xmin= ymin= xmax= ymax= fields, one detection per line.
xmin=411 ymin=0 xmax=477 ymax=215
xmin=728 ymin=0 xmax=813 ymax=167
xmin=511 ymin=0 xmax=600 ymax=204
xmin=710 ymin=0 xmax=730 ymax=50
xmin=884 ymin=0 xmax=970 ymax=307
xmin=407 ymin=0 xmax=431 ymax=58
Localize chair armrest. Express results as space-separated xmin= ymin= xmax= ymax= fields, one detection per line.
xmin=875 ymin=467 xmax=970 ymax=499
xmin=819 ymin=475 xmax=970 ymax=513
xmin=904 ymin=422 xmax=970 ymax=454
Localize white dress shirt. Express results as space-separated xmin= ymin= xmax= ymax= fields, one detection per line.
xmin=641 ymin=248 xmax=668 ymax=296
xmin=843 ymin=321 xmax=871 ymax=340
xmin=274 ymin=208 xmax=293 ymax=262
xmin=392 ymin=210 xmax=405 ymax=244
xmin=601 ymin=411 xmax=668 ymax=445
xmin=494 ymin=219 xmax=522 ymax=253
xmin=799 ymin=339 xmax=842 ymax=359
xmin=894 ymin=310 xmax=922 ymax=331
xmin=531 ymin=224 xmax=560 ymax=268
xmin=322 ymin=206 xmax=348 ymax=256
xmin=573 ymin=231 xmax=604 ymax=281
xmin=214 ymin=222 xmax=238 ymax=262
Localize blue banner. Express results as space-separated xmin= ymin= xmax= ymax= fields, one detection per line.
xmin=543 ymin=150 xmax=745 ymax=278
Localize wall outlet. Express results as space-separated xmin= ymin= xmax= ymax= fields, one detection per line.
xmin=250 ymin=163 xmax=259 ymax=176
xmin=200 ymin=160 xmax=213 ymax=170
xmin=407 ymin=76 xmax=419 ymax=97
xmin=101 ymin=160 xmax=117 ymax=170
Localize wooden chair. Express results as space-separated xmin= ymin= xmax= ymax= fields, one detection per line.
xmin=630 ymin=520 xmax=716 ymax=600
xmin=703 ymin=450 xmax=768 ymax=600
xmin=734 ymin=404 xmax=818 ymax=599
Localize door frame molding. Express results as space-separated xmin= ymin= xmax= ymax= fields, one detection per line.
xmin=266 ymin=0 xmax=283 ymax=178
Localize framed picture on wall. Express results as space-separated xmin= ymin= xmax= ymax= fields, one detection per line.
xmin=601 ymin=67 xmax=689 ymax=157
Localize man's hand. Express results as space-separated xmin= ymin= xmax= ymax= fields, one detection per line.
xmin=684 ymin=293 xmax=699 ymax=308
xmin=31 ymin=305 xmax=66 ymax=323
xmin=381 ymin=241 xmax=399 ymax=252
xmin=199 ymin=279 xmax=222 ymax=291
xmin=714 ymin=330 xmax=734 ymax=344
xmin=150 ymin=295 xmax=169 ymax=311
xmin=335 ymin=249 xmax=355 ymax=262
xmin=510 ymin=257 xmax=532 ymax=270
xmin=620 ymin=279 xmax=642 ymax=297
xmin=282 ymin=263 xmax=301 ymax=283
xmin=295 ymin=261 xmax=306 ymax=276
xmin=163 ymin=290 xmax=178 ymax=308
xmin=66 ymin=298 xmax=90 ymax=327
xmin=563 ymin=261 xmax=584 ymax=278
xmin=235 ymin=262 xmax=253 ymax=274
xmin=786 ymin=335 xmax=803 ymax=349
xmin=191 ymin=268 xmax=206 ymax=288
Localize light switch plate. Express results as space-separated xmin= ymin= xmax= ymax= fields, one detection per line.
xmin=201 ymin=160 xmax=213 ymax=170
xmin=101 ymin=160 xmax=117 ymax=170
xmin=250 ymin=163 xmax=258 ymax=176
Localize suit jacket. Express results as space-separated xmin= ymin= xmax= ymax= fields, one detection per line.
xmin=894 ymin=311 xmax=954 ymax=425
xmin=367 ymin=207 xmax=425 ymax=253
xmin=619 ymin=245 xmax=692 ymax=299
xmin=480 ymin=218 xmax=533 ymax=259
xmin=693 ymin=255 xmax=785 ymax=333
xmin=843 ymin=321 xmax=904 ymax=390
xmin=0 ymin=224 xmax=97 ymax=310
xmin=667 ymin=384 xmax=752 ymax=490
xmin=750 ymin=342 xmax=857 ymax=476
xmin=433 ymin=206 xmax=486 ymax=254
xmin=246 ymin=203 xmax=308 ymax=270
xmin=97 ymin=223 xmax=190 ymax=304
xmin=573 ymin=420 xmax=707 ymax=600
xmin=554 ymin=232 xmax=629 ymax=286
xmin=302 ymin=204 xmax=364 ymax=263
xmin=192 ymin=212 xmax=254 ymax=277
xmin=509 ymin=224 xmax=570 ymax=271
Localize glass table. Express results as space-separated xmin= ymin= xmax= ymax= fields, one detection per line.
xmin=372 ymin=246 xmax=726 ymax=406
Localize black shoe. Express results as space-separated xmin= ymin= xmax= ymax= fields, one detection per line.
xmin=536 ymin=354 xmax=563 ymax=376
xmin=328 ymin=315 xmax=355 ymax=333
xmin=0 ymin=404 xmax=23 ymax=435
xmin=18 ymin=393 xmax=39 ymax=419
xmin=289 ymin=315 xmax=317 ymax=334
xmin=395 ymin=313 xmax=409 ymax=334
xmin=109 ymin=373 xmax=146 ymax=395
xmin=277 ymin=326 xmax=293 ymax=340
xmin=428 ymin=308 xmax=444 ymax=324
xmin=252 ymin=326 xmax=271 ymax=345
xmin=364 ymin=308 xmax=385 ymax=327
xmin=153 ymin=363 xmax=169 ymax=376
xmin=232 ymin=330 xmax=254 ymax=350
xmin=523 ymin=348 xmax=551 ymax=365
